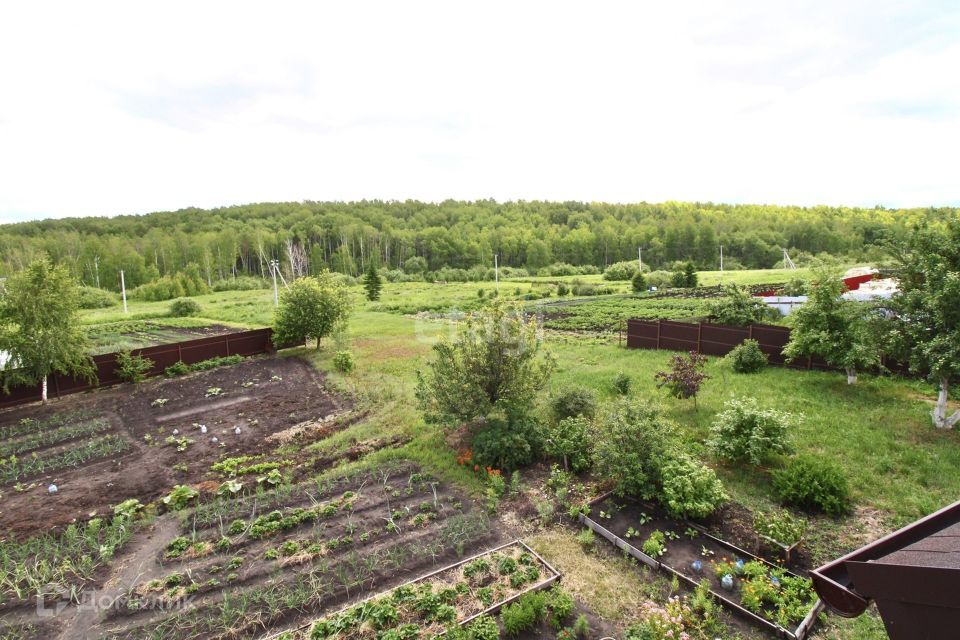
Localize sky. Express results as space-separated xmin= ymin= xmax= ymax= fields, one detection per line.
xmin=0 ymin=1 xmax=958 ymax=223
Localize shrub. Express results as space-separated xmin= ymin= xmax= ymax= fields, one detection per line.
xmin=332 ymin=350 xmax=355 ymax=373
xmin=641 ymin=530 xmax=666 ymax=557
xmin=753 ymin=509 xmax=808 ymax=547
xmin=545 ymin=586 xmax=575 ymax=629
xmin=212 ymin=276 xmax=270 ymax=291
xmin=162 ymin=485 xmax=199 ymax=511
xmin=115 ymin=350 xmax=154 ymax=383
xmin=77 ymin=286 xmax=119 ymax=308
xmin=658 ymin=453 xmax=728 ymax=519
xmin=783 ymin=278 xmax=808 ymax=296
xmin=545 ymin=416 xmax=592 ymax=473
xmin=556 ymin=283 xmax=569 ymax=296
xmin=655 ymin=351 xmax=709 ymax=407
xmin=169 ymin=297 xmax=202 ymax=317
xmin=273 ymin=271 xmax=352 ymax=349
xmin=471 ymin=413 xmax=541 ymax=471
xmin=726 ymin=339 xmax=768 ymax=373
xmin=708 ymin=284 xmax=777 ymax=326
xmin=130 ymin=269 xmax=210 ymax=301
xmin=708 ymin=397 xmax=794 ymax=465
xmin=576 ymin=527 xmax=595 ymax=549
xmin=631 ymin=270 xmax=647 ymax=293
xmin=501 ymin=592 xmax=546 ymax=636
xmin=164 ymin=361 xmax=191 ymax=377
xmin=645 ymin=270 xmax=673 ymax=290
xmin=550 ymin=388 xmax=598 ymax=422
xmin=671 ymin=261 xmax=698 ymax=288
xmin=572 ymin=614 xmax=590 ymax=638
xmin=593 ymin=399 xmax=678 ymax=499
xmin=613 ymin=372 xmax=631 ymax=395
xmin=773 ymin=456 xmax=851 ymax=515
xmin=603 ymin=260 xmax=639 ymax=281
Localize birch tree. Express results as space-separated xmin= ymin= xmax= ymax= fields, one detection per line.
xmin=0 ymin=258 xmax=96 ymax=402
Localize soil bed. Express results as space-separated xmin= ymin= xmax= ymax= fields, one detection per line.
xmin=583 ymin=496 xmax=822 ymax=640
xmin=0 ymin=356 xmax=346 ymax=538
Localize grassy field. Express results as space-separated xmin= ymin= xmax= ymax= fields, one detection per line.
xmin=64 ymin=269 xmax=950 ymax=638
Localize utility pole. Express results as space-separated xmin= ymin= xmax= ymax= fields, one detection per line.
xmin=94 ymin=255 xmax=100 ymax=289
xmin=638 ymin=247 xmax=643 ymax=272
xmin=719 ymin=245 xmax=723 ymax=272
xmin=270 ymin=259 xmax=280 ymax=306
xmin=120 ymin=269 xmax=128 ymax=314
xmin=494 ymin=254 xmax=499 ymax=291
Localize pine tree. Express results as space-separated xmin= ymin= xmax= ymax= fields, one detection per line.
xmin=683 ymin=261 xmax=698 ymax=287
xmin=363 ymin=262 xmax=383 ymax=301
xmin=631 ymin=270 xmax=647 ymax=293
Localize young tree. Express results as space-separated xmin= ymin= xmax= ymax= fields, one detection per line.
xmin=655 ymin=351 xmax=709 ymax=408
xmin=415 ymin=299 xmax=555 ymax=426
xmin=362 ymin=261 xmax=383 ymax=301
xmin=889 ymin=222 xmax=960 ymax=428
xmin=783 ymin=272 xmax=879 ymax=384
xmin=708 ymin=283 xmax=778 ymax=326
xmin=0 ymin=258 xmax=96 ymax=402
xmin=272 ymin=270 xmax=351 ymax=349
xmin=631 ymin=270 xmax=647 ymax=293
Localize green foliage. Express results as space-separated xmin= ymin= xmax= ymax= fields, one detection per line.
xmin=416 ymin=299 xmax=555 ymax=426
xmin=77 ymin=286 xmax=119 ymax=309
xmin=471 ymin=413 xmax=541 ymax=470
xmin=889 ymin=221 xmax=960 ymax=427
xmin=162 ymin=485 xmax=199 ymax=511
xmin=603 ymin=260 xmax=639 ymax=281
xmin=753 ymin=509 xmax=808 ymax=547
xmin=363 ymin=262 xmax=383 ymax=301
xmin=112 ymin=499 xmax=143 ymax=519
xmin=658 ymin=453 xmax=728 ymax=519
xmin=169 ymin=297 xmax=202 ymax=317
xmin=501 ymin=591 xmax=547 ymax=636
xmin=671 ymin=261 xmax=698 ymax=287
xmin=550 ymin=388 xmax=598 ymax=422
xmin=613 ymin=371 xmax=631 ymax=395
xmin=575 ymin=528 xmax=595 ymax=549
xmin=641 ymin=530 xmax=667 ymax=557
xmin=164 ymin=361 xmax=191 ymax=377
xmin=0 ymin=258 xmax=97 ymax=399
xmin=707 ymin=396 xmax=794 ymax=465
xmin=773 ymin=455 xmax=852 ymax=515
xmin=783 ymin=271 xmax=880 ymax=383
xmin=593 ymin=399 xmax=677 ymax=500
xmin=332 ymin=350 xmax=355 ymax=373
xmin=655 ymin=351 xmax=709 ymax=404
xmin=115 ymin=350 xmax=154 ymax=384
xmin=129 ymin=269 xmax=210 ymax=301
xmin=631 ymin=270 xmax=647 ymax=293
xmin=272 ymin=271 xmax=352 ymax=349
xmin=783 ymin=278 xmax=808 ymax=296
xmin=545 ymin=416 xmax=593 ymax=472
xmin=708 ymin=284 xmax=778 ymax=325
xmin=726 ymin=338 xmax=768 ymax=373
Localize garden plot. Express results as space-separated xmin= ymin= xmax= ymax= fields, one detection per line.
xmin=582 ymin=496 xmax=822 ymax=640
xmin=279 ymin=540 xmax=560 ymax=640
xmin=94 ymin=464 xmax=496 ymax=640
xmin=0 ymin=356 xmax=346 ymax=538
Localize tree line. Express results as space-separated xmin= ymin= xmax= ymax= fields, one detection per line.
xmin=0 ymin=200 xmax=952 ymax=291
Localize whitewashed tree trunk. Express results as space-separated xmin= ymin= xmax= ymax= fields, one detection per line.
xmin=846 ymin=368 xmax=857 ymax=385
xmin=932 ymin=378 xmax=960 ymax=429
xmin=41 ymin=375 xmax=48 ymax=403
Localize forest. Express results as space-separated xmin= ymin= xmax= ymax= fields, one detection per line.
xmin=0 ymin=199 xmax=953 ymax=291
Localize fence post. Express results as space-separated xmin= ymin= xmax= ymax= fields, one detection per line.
xmin=225 ymin=335 xmax=232 ymax=357
xmin=656 ymin=320 xmax=662 ymax=349
xmin=53 ymin=375 xmax=61 ymax=399
xmin=697 ymin=322 xmax=703 ymax=353
xmin=748 ymin=324 xmax=754 ymax=340
xmin=177 ymin=343 xmax=183 ymax=362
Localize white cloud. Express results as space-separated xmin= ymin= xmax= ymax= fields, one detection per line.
xmin=0 ymin=1 xmax=957 ymax=221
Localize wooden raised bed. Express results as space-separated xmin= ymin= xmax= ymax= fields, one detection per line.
xmin=581 ymin=495 xmax=822 ymax=640
xmin=262 ymin=539 xmax=561 ymax=639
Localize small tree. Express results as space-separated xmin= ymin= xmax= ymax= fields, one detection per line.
xmin=272 ymin=271 xmax=351 ymax=349
xmin=0 ymin=258 xmax=96 ymax=402
xmin=655 ymin=351 xmax=709 ymax=408
xmin=783 ymin=272 xmax=879 ymax=384
xmin=415 ymin=299 xmax=555 ymax=426
xmin=709 ymin=284 xmax=777 ymax=326
xmin=890 ymin=221 xmax=960 ymax=428
xmin=707 ymin=396 xmax=795 ymax=465
xmin=671 ymin=261 xmax=698 ymax=288
xmin=115 ymin=350 xmax=155 ymax=384
xmin=362 ymin=262 xmax=383 ymax=301
xmin=544 ymin=416 xmax=592 ymax=472
xmin=631 ymin=270 xmax=647 ymax=293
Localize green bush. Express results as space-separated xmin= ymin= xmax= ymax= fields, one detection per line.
xmin=556 ymin=283 xmax=569 ymax=296
xmin=726 ymin=339 xmax=768 ymax=373
xmin=471 ymin=414 xmax=541 ymax=470
xmin=546 ymin=586 xmax=575 ymax=629
xmin=544 ymin=416 xmax=592 ymax=473
xmin=773 ymin=456 xmax=851 ymax=515
xmin=708 ymin=284 xmax=778 ymax=326
xmin=659 ymin=453 xmax=728 ymax=519
xmin=130 ymin=269 xmax=210 ymax=301
xmin=115 ymin=350 xmax=154 ymax=383
xmin=613 ymin=372 xmax=631 ymax=395
xmin=550 ymin=388 xmax=598 ymax=422
xmin=707 ymin=397 xmax=794 ymax=465
xmin=169 ymin=297 xmax=202 ymax=317
xmin=164 ymin=361 xmax=191 ymax=377
xmin=212 ymin=276 xmax=270 ymax=291
xmin=332 ymin=350 xmax=355 ymax=373
xmin=501 ymin=591 xmax=547 ymax=636
xmin=645 ymin=270 xmax=673 ymax=290
xmin=77 ymin=286 xmax=119 ymax=309
xmin=631 ymin=270 xmax=647 ymax=293
xmin=603 ymin=261 xmax=639 ymax=281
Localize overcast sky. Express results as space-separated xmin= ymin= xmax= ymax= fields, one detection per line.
xmin=0 ymin=1 xmax=958 ymax=223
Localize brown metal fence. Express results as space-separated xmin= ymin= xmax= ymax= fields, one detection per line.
xmin=0 ymin=328 xmax=285 ymax=409
xmin=625 ymin=318 xmax=908 ymax=373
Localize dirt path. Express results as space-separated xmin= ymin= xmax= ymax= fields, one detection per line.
xmin=58 ymin=516 xmax=180 ymax=640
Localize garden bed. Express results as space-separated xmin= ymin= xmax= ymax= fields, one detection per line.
xmin=580 ymin=494 xmax=822 ymax=639
xmin=272 ymin=539 xmax=561 ymax=640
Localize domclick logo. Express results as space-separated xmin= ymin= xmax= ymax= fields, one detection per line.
xmin=36 ymin=582 xmax=196 ymax=617
xmin=36 ymin=583 xmax=71 ymax=617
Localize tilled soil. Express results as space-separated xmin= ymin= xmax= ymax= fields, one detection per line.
xmin=0 ymin=356 xmax=346 ymax=538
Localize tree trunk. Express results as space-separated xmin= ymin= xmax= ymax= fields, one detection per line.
xmin=41 ymin=376 xmax=48 ymax=403
xmin=846 ymin=368 xmax=857 ymax=385
xmin=932 ymin=378 xmax=960 ymax=429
